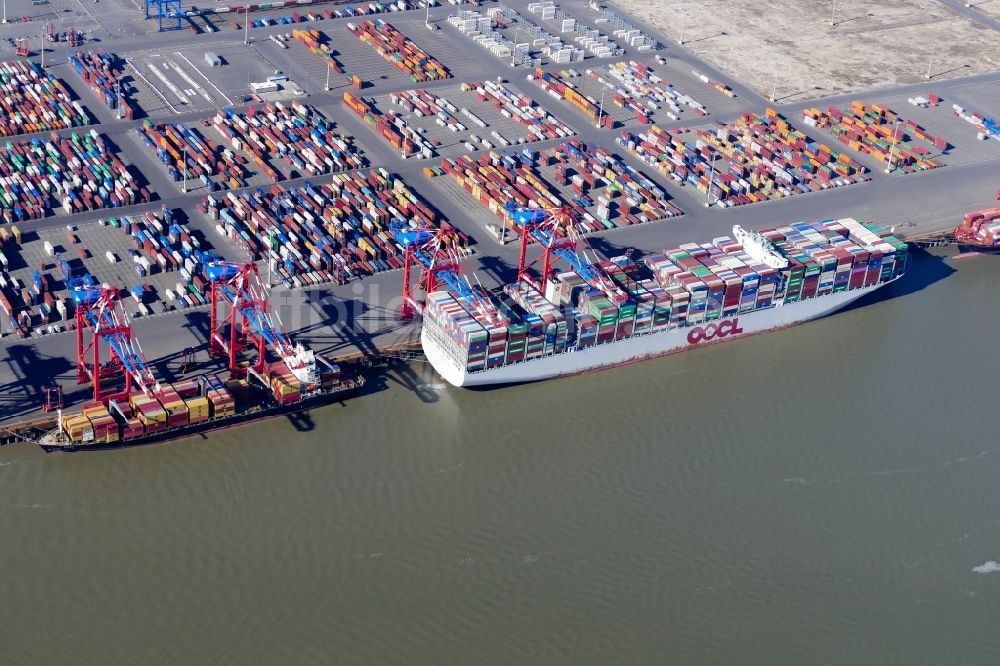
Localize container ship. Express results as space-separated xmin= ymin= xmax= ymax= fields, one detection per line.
xmin=38 ymin=260 xmax=361 ymax=452
xmin=954 ymin=207 xmax=1000 ymax=249
xmin=41 ymin=363 xmax=362 ymax=453
xmin=416 ymin=217 xmax=909 ymax=387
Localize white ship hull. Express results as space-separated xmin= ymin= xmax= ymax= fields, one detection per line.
xmin=422 ymin=280 xmax=893 ymax=387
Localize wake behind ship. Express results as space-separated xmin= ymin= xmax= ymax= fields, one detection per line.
xmin=420 ymin=218 xmax=909 ymax=387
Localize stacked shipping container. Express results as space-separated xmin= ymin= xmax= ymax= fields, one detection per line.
xmin=598 ymin=61 xmax=708 ymax=122
xmin=0 ymin=255 xmax=70 ymax=335
xmin=348 ymin=19 xmax=451 ymax=82
xmin=343 ymin=91 xmax=415 ymax=155
xmin=62 ymin=375 xmax=239 ymax=444
xmin=620 ymin=110 xmax=868 ymax=206
xmin=462 ymin=80 xmax=575 ymax=143
xmin=67 ymin=51 xmax=137 ymax=120
xmin=550 ymin=139 xmax=683 ymax=224
xmin=267 ymin=362 xmax=303 ymax=404
xmin=955 ymin=207 xmax=1000 ymax=247
xmin=440 ymin=142 xmax=680 ymax=235
xmin=212 ymin=101 xmax=366 ymax=179
xmin=203 ymin=374 xmax=236 ymax=417
xmin=136 ymin=120 xmax=251 ymax=189
xmin=0 ymin=130 xmax=144 ymax=221
xmin=202 ymin=168 xmax=467 ymax=284
xmin=804 ymin=101 xmax=948 ymax=172
xmin=347 ymin=80 xmax=574 ymax=159
xmin=106 ymin=208 xmax=214 ymax=306
xmin=534 ymin=63 xmax=709 ymax=126
xmin=290 ymin=29 xmax=353 ymax=85
xmin=225 ymin=1 xmax=423 ymax=30
xmin=0 ymin=60 xmax=89 ymax=137
xmin=533 ymin=67 xmax=615 ymax=127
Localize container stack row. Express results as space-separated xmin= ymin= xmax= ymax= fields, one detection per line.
xmin=441 ymin=148 xmax=668 ymax=235
xmin=0 ymin=130 xmax=146 ymax=221
xmin=599 ymin=62 xmax=708 ymax=122
xmin=201 ymin=168 xmax=465 ymax=284
xmin=0 ymin=256 xmax=70 ymax=336
xmin=211 ymin=101 xmax=367 ymax=179
xmin=533 ymin=68 xmax=615 ymax=128
xmin=357 ymin=79 xmax=575 ymax=158
xmin=136 ymin=120 xmax=250 ymax=190
xmin=348 ymin=19 xmax=451 ymax=82
xmin=343 ymin=91 xmax=418 ymax=156
xmin=690 ymin=71 xmax=735 ymax=98
xmin=67 ymin=51 xmax=137 ymax=120
xmin=619 ymin=110 xmax=868 ymax=206
xmin=440 ymin=151 xmax=567 ymax=229
xmin=290 ymin=29 xmax=357 ymax=88
xmin=227 ymin=1 xmax=418 ymax=30
xmin=423 ymin=219 xmax=908 ymax=373
xmin=465 ymin=80 xmax=575 ymax=142
xmin=387 ymin=88 xmax=461 ymax=158
xmin=202 ymin=374 xmax=236 ymax=418
xmin=0 ymin=60 xmax=89 ymax=137
xmin=267 ymin=362 xmax=302 ymax=405
xmin=549 ymin=139 xmax=683 ymax=224
xmin=804 ymin=101 xmax=948 ymax=172
xmin=104 ymin=208 xmax=212 ymax=296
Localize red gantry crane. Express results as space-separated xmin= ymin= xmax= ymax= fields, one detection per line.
xmin=391 ymin=222 xmax=507 ymax=326
xmin=73 ymin=281 xmax=160 ymax=404
xmin=503 ymin=202 xmax=629 ymax=303
xmin=204 ymin=260 xmax=318 ymax=386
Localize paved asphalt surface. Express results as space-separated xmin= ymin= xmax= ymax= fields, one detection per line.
xmin=0 ymin=0 xmax=998 ymax=423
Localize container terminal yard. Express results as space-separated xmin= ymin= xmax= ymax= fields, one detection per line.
xmin=0 ymin=0 xmax=999 ymax=446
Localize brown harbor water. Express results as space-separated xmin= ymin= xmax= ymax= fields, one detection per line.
xmin=2 ymin=247 xmax=1000 ymax=665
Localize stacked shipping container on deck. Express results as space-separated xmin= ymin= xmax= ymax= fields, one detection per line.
xmin=63 ymin=374 xmax=239 ymax=444
xmin=422 ymin=219 xmax=908 ymax=373
xmin=267 ymin=362 xmax=303 ymax=405
xmin=202 ymin=374 xmax=236 ymax=417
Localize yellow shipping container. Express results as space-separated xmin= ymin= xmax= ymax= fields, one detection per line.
xmin=184 ymin=396 xmax=210 ymax=417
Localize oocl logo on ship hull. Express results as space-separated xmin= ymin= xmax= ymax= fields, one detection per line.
xmin=687 ymin=319 xmax=744 ymax=345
